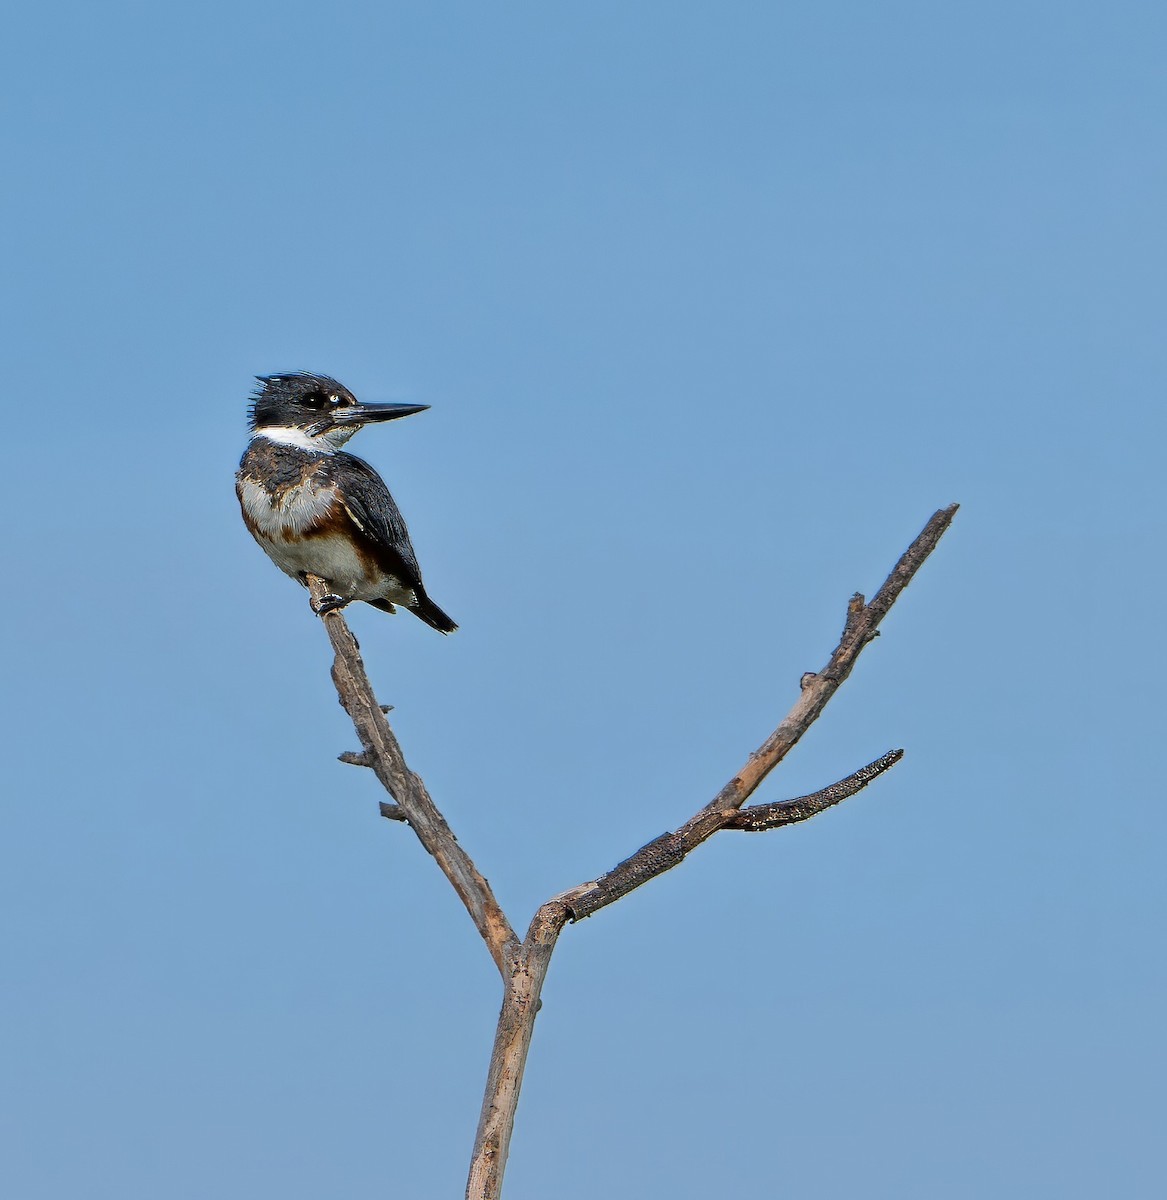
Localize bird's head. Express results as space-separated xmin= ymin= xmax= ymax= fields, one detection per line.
xmin=248 ymin=373 xmax=428 ymax=451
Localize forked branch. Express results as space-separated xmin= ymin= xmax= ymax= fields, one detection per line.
xmin=305 ymin=502 xmax=958 ymax=1200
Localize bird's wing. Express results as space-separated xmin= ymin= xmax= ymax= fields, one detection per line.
xmin=327 ymin=453 xmax=424 ymax=588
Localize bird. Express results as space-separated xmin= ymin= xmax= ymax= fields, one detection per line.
xmin=236 ymin=372 xmax=457 ymax=633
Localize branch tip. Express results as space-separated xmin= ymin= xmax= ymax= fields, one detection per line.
xmin=729 ymin=747 xmax=906 ymax=832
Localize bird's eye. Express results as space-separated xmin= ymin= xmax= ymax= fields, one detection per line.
xmin=301 ymin=391 xmax=328 ymax=408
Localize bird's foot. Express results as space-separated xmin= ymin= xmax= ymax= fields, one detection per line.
xmin=312 ymin=593 xmax=350 ymax=616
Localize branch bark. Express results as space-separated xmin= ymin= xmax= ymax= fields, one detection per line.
xmin=728 ymin=748 xmax=904 ymax=831
xmin=305 ymin=574 xmax=519 ymax=977
xmin=304 ymin=504 xmax=957 ymax=1199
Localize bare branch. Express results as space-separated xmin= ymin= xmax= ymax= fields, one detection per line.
xmin=465 ymin=902 xmax=570 ymax=1200
xmin=559 ymin=504 xmax=958 ymax=922
xmin=304 ymin=575 xmax=519 ymax=978
xmin=464 ymin=505 xmax=957 ymax=1198
xmin=295 ymin=507 xmax=956 ymax=1199
xmin=727 ymin=748 xmax=904 ymax=831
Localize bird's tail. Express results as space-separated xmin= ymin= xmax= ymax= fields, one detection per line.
xmin=412 ymin=592 xmax=458 ymax=634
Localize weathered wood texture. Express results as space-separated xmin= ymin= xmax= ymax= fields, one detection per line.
xmin=305 ymin=503 xmax=958 ymax=1200
xmin=307 ymin=573 xmax=519 ymax=977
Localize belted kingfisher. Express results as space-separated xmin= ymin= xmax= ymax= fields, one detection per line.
xmin=236 ymin=372 xmax=457 ymax=633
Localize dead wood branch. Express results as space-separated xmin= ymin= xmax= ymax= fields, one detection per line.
xmin=306 ymin=573 xmax=519 ymax=977
xmin=305 ymin=503 xmax=958 ymax=1200
xmin=728 ymin=748 xmax=904 ymax=831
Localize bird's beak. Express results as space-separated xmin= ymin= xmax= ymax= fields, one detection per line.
xmin=338 ymin=401 xmax=430 ymax=425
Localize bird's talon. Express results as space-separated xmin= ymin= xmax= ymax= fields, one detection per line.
xmin=312 ymin=593 xmax=349 ymax=616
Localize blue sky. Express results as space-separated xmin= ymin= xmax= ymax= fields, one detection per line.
xmin=3 ymin=3 xmax=1165 ymax=1197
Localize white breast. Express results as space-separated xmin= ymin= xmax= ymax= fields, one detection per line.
xmin=238 ymin=477 xmax=337 ymax=538
xmin=238 ymin=475 xmax=414 ymax=604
